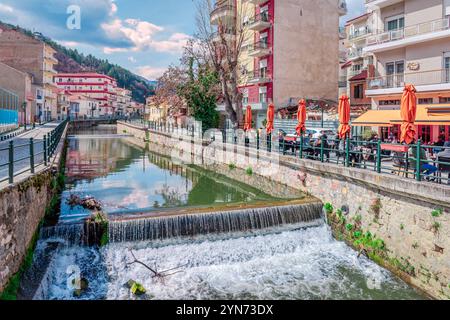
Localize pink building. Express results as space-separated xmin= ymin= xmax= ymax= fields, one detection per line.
xmin=55 ymin=73 xmax=118 ymax=116
xmin=211 ymin=0 xmax=347 ymax=128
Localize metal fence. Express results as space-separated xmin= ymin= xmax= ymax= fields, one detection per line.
xmin=137 ymin=120 xmax=450 ymax=186
xmin=0 ymin=120 xmax=68 ymax=184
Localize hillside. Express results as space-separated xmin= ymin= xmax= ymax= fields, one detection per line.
xmin=0 ymin=21 xmax=155 ymax=103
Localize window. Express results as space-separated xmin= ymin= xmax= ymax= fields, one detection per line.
xmin=259 ymin=87 xmax=267 ymax=103
xmin=259 ymin=32 xmax=268 ymax=48
xmin=385 ymin=15 xmax=404 ymax=31
xmin=444 ymin=52 xmax=450 ymax=83
xmin=379 ymin=100 xmax=400 ymax=106
xmin=259 ymin=59 xmax=268 ymax=78
xmin=386 ymin=61 xmax=404 ymax=87
xmin=418 ymin=98 xmax=433 ymax=104
xmin=439 ymin=97 xmax=450 ymax=103
xmin=242 ymin=89 xmax=249 ymax=105
xmin=353 ymin=84 xmax=364 ymax=99
xmin=445 ymin=0 xmax=450 ymax=17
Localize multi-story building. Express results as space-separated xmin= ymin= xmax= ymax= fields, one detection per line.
xmin=146 ymin=97 xmax=169 ymax=122
xmin=67 ymin=94 xmax=100 ymax=119
xmin=350 ymin=0 xmax=450 ymax=142
xmin=344 ymin=12 xmax=374 ymax=115
xmin=0 ymin=61 xmax=36 ymax=125
xmin=115 ymin=87 xmax=132 ymax=116
xmin=0 ymin=26 xmax=58 ymax=123
xmin=55 ymin=73 xmax=118 ymax=116
xmin=211 ymin=0 xmax=347 ymax=128
xmin=0 ymin=86 xmax=19 ymax=133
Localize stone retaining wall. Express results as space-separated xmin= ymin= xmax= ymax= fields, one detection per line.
xmin=0 ymin=124 xmax=68 ymax=293
xmin=118 ymin=121 xmax=450 ymax=299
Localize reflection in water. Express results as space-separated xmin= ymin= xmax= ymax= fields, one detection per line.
xmin=62 ymin=131 xmax=278 ymax=223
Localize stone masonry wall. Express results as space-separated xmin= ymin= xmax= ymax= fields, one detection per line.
xmin=0 ymin=124 xmax=68 ymax=293
xmin=118 ymin=122 xmax=450 ymax=299
xmin=0 ymin=171 xmax=53 ymax=291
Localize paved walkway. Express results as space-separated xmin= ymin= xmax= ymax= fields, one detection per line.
xmin=0 ymin=122 xmax=62 ymax=183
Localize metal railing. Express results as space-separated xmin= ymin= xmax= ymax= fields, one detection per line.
xmin=367 ymin=69 xmax=450 ymax=90
xmin=138 ymin=119 xmax=450 ymax=186
xmin=367 ymin=17 xmax=450 ymax=46
xmin=247 ymin=12 xmax=271 ymax=25
xmin=0 ymin=120 xmax=68 ymax=184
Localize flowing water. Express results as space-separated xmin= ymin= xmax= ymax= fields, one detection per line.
xmin=27 ymin=125 xmax=425 ymax=300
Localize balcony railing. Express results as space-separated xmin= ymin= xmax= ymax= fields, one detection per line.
xmin=247 ymin=70 xmax=271 ymax=84
xmin=210 ymin=1 xmax=235 ymax=24
xmin=367 ymin=17 xmax=450 ymax=46
xmin=348 ymin=26 xmax=372 ymax=40
xmin=348 ymin=48 xmax=364 ymax=59
xmin=367 ymin=69 xmax=450 ymax=90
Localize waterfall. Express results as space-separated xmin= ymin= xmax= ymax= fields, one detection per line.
xmin=108 ymin=202 xmax=323 ymax=243
xmin=39 ymin=223 xmax=85 ymax=246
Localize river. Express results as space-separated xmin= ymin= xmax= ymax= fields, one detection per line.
xmin=29 ymin=125 xmax=425 ymax=300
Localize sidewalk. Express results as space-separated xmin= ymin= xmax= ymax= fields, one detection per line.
xmin=0 ymin=122 xmax=62 ymax=183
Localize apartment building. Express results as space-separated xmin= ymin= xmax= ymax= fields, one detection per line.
xmin=67 ymin=94 xmax=100 ymax=119
xmin=0 ymin=61 xmax=36 ymax=125
xmin=115 ymin=88 xmax=132 ymax=116
xmin=55 ymin=73 xmax=118 ymax=116
xmin=344 ymin=13 xmax=374 ymax=115
xmin=0 ymin=86 xmax=19 ymax=133
xmin=0 ymin=26 xmax=58 ymax=123
xmin=349 ymin=0 xmax=450 ymax=142
xmin=211 ymin=0 xmax=347 ymax=128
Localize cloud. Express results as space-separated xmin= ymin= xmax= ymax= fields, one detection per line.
xmin=101 ymin=18 xmax=190 ymax=54
xmin=135 ymin=66 xmax=167 ymax=80
xmin=0 ymin=0 xmax=190 ymax=55
xmin=128 ymin=56 xmax=137 ymax=63
xmin=0 ymin=4 xmax=14 ymax=13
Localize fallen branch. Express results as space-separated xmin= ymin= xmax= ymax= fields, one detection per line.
xmin=126 ymin=249 xmax=187 ymax=282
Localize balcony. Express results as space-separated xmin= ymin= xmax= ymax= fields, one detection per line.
xmin=366 ymin=69 xmax=450 ymax=96
xmin=348 ymin=26 xmax=371 ymax=40
xmin=365 ymin=0 xmax=404 ymax=9
xmin=338 ymin=0 xmax=347 ymax=16
xmin=244 ymin=0 xmax=268 ymax=5
xmin=247 ymin=71 xmax=271 ymax=85
xmin=211 ymin=28 xmax=236 ymax=43
xmin=248 ymin=41 xmax=271 ymax=58
xmin=348 ymin=48 xmax=364 ymax=61
xmin=365 ymin=17 xmax=450 ymax=53
xmin=210 ymin=1 xmax=235 ymax=26
xmin=247 ymin=13 xmax=271 ymax=32
xmin=339 ymin=27 xmax=347 ymax=40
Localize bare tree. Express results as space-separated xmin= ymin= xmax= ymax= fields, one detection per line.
xmin=193 ymin=0 xmax=250 ymax=128
xmin=151 ymin=65 xmax=188 ymax=117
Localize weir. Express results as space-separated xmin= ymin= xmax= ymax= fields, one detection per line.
xmin=108 ymin=202 xmax=324 ymax=243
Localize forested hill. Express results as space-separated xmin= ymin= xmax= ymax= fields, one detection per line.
xmin=0 ymin=21 xmax=155 ymax=103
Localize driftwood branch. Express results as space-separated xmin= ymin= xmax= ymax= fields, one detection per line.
xmin=126 ymin=249 xmax=187 ymax=282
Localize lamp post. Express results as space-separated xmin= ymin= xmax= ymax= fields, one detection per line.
xmin=22 ymin=102 xmax=27 ymax=130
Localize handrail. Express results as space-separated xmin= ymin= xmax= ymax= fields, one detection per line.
xmin=0 ymin=120 xmax=68 ymax=185
xmin=367 ymin=17 xmax=450 ymax=46
xmin=139 ymin=119 xmax=450 ymax=186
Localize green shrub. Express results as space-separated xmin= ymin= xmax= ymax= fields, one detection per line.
xmin=345 ymin=223 xmax=353 ymax=231
xmin=431 ymin=208 xmax=443 ymax=217
xmin=324 ymin=203 xmax=333 ymax=214
xmin=228 ymin=163 xmax=236 ymax=170
xmin=246 ymin=167 xmax=253 ymax=176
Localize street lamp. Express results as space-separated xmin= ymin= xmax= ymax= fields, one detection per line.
xmin=22 ymin=102 xmax=27 ymax=130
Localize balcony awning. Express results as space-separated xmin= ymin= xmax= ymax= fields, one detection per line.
xmin=351 ymin=110 xmax=397 ymax=127
xmin=352 ymin=105 xmax=450 ymax=127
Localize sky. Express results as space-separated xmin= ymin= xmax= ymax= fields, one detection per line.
xmin=0 ymin=0 xmax=365 ymax=81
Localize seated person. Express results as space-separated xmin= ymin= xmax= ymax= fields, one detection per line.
xmin=408 ymin=144 xmax=438 ymax=177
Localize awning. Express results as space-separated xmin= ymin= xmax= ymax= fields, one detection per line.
xmin=352 ymin=105 xmax=450 ymax=127
xmin=351 ymin=110 xmax=397 ymax=127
